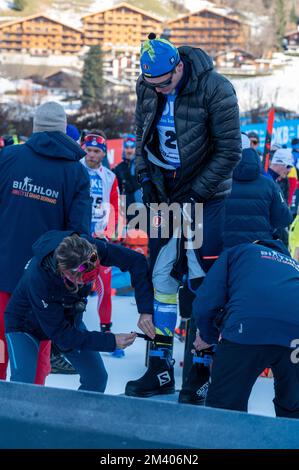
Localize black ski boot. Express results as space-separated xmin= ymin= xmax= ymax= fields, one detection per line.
xmin=101 ymin=322 xmax=113 ymax=333
xmin=125 ymin=343 xmax=175 ymax=397
xmin=178 ymin=347 xmax=214 ymax=405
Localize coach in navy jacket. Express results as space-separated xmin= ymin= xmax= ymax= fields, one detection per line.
xmin=0 ymin=127 xmax=91 ymax=293
xmin=192 ymin=240 xmax=299 ymax=417
xmin=0 ymin=102 xmax=92 ymax=381
xmin=223 ymin=148 xmax=292 ymax=248
xmin=193 ymin=240 xmax=299 ymax=346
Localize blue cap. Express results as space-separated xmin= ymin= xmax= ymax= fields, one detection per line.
xmin=140 ymin=34 xmax=180 ymax=78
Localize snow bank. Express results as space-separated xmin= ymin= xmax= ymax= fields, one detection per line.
xmin=231 ymin=56 xmax=299 ymax=114
xmin=0 ymin=76 xmax=16 ymax=92
xmin=88 ymin=0 xmax=114 ymax=13
xmin=0 ymin=0 xmax=11 ymax=12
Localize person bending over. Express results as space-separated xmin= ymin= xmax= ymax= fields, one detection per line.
xmin=5 ymin=230 xmax=155 ymax=392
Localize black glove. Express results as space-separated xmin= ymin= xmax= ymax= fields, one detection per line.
xmin=141 ymin=179 xmax=158 ymax=205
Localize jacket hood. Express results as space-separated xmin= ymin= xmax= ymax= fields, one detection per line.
xmin=26 ymin=131 xmax=86 ymax=161
xmin=253 ymin=239 xmax=291 ymax=257
xmin=233 ymin=148 xmax=261 ymax=182
xmin=32 ymin=230 xmax=77 ymax=264
xmin=179 ymin=46 xmax=214 ymax=78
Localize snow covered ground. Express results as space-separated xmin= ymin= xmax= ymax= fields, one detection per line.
xmin=88 ymin=0 xmax=113 ymax=12
xmin=185 ymin=0 xmax=229 ymax=15
xmin=45 ymin=294 xmax=276 ymax=417
xmin=185 ymin=0 xmax=214 ymax=11
xmin=0 ymin=76 xmax=16 ymax=93
xmin=231 ymin=56 xmax=299 ymax=114
xmin=0 ymin=0 xmax=11 ymax=12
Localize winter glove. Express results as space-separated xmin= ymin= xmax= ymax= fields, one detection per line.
xmin=140 ymin=178 xmax=158 ymax=205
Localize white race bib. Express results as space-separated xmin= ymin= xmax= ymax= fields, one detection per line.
xmin=157 ymin=93 xmax=180 ymax=168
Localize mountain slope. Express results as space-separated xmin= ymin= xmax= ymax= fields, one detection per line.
xmin=0 ymin=0 xmax=182 ymax=20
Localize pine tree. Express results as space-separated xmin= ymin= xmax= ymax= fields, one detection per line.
xmin=13 ymin=0 xmax=26 ymax=11
xmin=81 ymin=45 xmax=104 ymax=108
xmin=262 ymin=0 xmax=273 ymax=9
xmin=275 ymin=0 xmax=287 ymax=48
xmin=290 ymin=0 xmax=297 ymax=25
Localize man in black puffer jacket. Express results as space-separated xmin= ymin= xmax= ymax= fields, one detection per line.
xmin=125 ymin=34 xmax=241 ymax=401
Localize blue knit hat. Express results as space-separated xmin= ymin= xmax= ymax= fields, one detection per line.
xmin=123 ymin=134 xmax=136 ymax=149
xmin=66 ymin=124 xmax=80 ymax=142
xmin=140 ymin=33 xmax=180 ymax=78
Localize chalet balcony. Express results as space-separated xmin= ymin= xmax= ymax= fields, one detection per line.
xmin=83 ymin=25 xmax=102 ymax=31
xmin=1 ymin=36 xmax=22 ymax=43
xmin=84 ymin=19 xmax=105 ymax=25
xmin=84 ymin=33 xmax=103 ymax=39
xmin=62 ymin=38 xmax=82 ymax=45
xmin=0 ymin=42 xmax=22 ymax=48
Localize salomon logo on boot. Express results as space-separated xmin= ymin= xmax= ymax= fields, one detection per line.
xmin=179 ymin=380 xmax=209 ymax=405
xmin=196 ymin=382 xmax=209 ymax=399
xmin=179 ymin=347 xmax=214 ymax=405
xmin=157 ymin=371 xmax=171 ymax=386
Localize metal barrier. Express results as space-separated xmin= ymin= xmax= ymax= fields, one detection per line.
xmin=0 ymin=381 xmax=299 ymax=449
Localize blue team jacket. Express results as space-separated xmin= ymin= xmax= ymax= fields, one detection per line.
xmin=193 ymin=240 xmax=299 ymax=347
xmin=0 ymin=132 xmax=91 ymax=292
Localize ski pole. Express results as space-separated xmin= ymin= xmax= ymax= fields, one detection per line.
xmin=132 ymin=332 xmax=172 ymax=344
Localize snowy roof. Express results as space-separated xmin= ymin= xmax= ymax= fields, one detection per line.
xmin=0 ymin=13 xmax=82 ymax=33
xmin=284 ymin=30 xmax=299 ymax=38
xmin=103 ymin=76 xmax=131 ymax=87
xmin=167 ymin=7 xmax=242 ymax=25
xmin=44 ymin=68 xmax=81 ymax=79
xmin=81 ymin=1 xmax=162 ymax=23
xmin=0 ymin=64 xmax=79 ymax=81
xmin=214 ymin=48 xmax=256 ymax=59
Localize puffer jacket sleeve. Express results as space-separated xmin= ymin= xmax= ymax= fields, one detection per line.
xmin=135 ymin=78 xmax=149 ymax=176
xmin=191 ymin=73 xmax=241 ymax=201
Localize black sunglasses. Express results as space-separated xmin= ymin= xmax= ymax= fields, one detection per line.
xmin=143 ymin=68 xmax=176 ymax=89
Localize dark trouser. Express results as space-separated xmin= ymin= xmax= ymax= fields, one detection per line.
xmin=6 ymin=322 xmax=108 ymax=393
xmin=206 ymin=339 xmax=299 ymax=419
